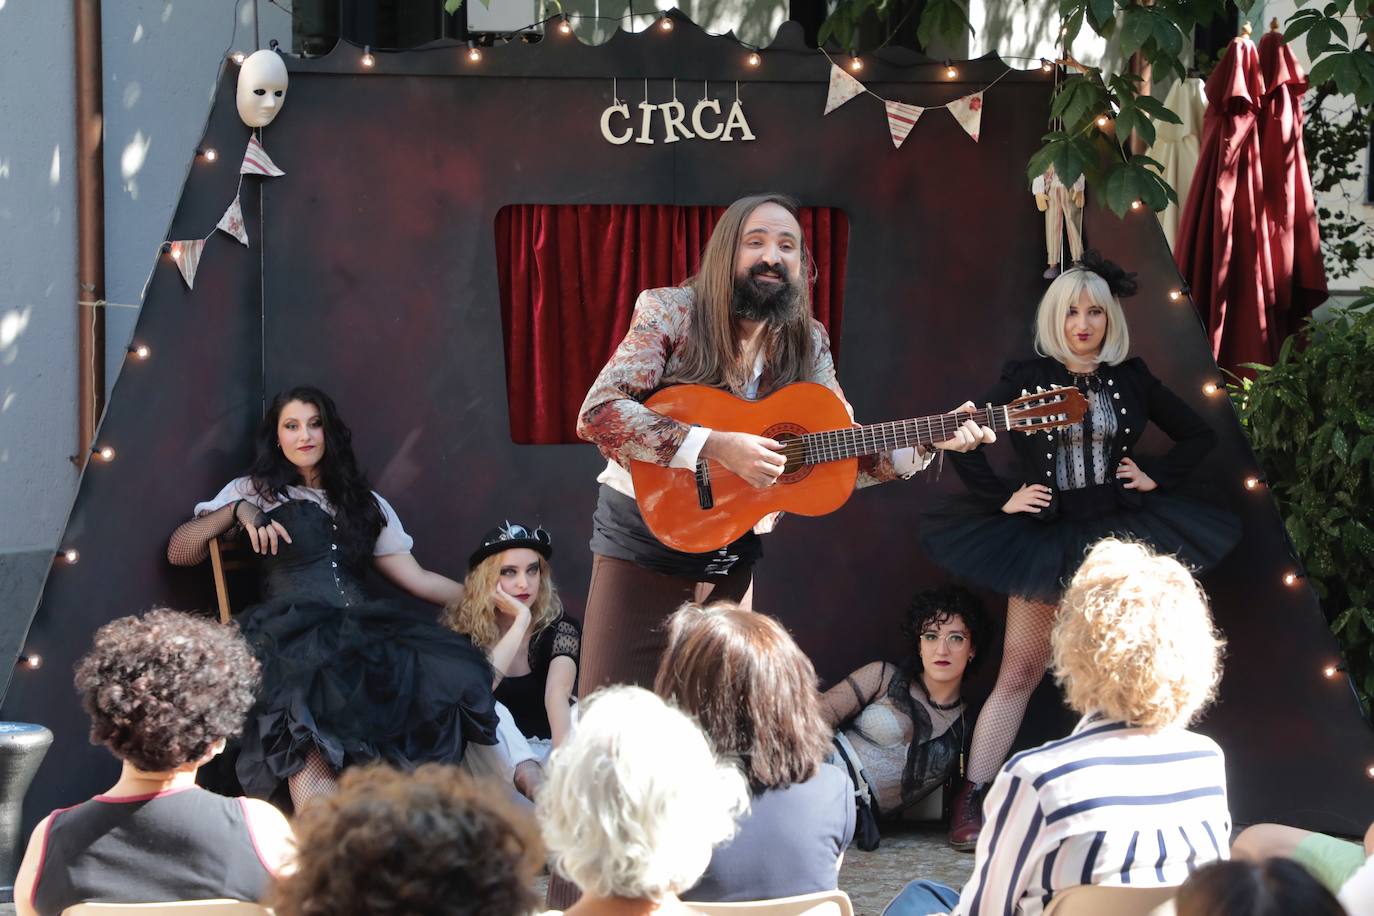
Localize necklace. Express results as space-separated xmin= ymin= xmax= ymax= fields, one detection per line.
xmin=927 ymin=695 xmax=962 ymax=711
xmin=1068 ymin=365 xmax=1104 ymax=392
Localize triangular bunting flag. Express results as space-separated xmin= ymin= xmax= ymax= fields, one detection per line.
xmin=948 ymin=91 xmax=984 ymax=142
xmin=823 ymin=63 xmax=866 ymax=115
xmin=241 ymin=135 xmax=285 ymax=177
xmin=169 ymin=239 xmax=205 ymax=289
xmin=216 ymin=194 xmax=249 ymax=246
xmin=884 ymin=100 xmax=925 ymax=148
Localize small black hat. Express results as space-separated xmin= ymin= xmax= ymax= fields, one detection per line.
xmin=469 ymin=521 xmax=553 ymax=570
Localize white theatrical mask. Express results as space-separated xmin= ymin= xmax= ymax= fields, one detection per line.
xmin=236 ymin=50 xmax=289 ymax=128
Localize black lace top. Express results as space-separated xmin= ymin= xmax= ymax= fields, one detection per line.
xmin=494 ymin=616 xmax=581 ymax=739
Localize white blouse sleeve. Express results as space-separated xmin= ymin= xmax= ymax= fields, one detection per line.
xmin=1340 ymin=854 xmax=1374 ymax=916
xmin=372 ymin=492 xmax=415 ymax=556
xmin=193 ymin=477 xmax=261 ymax=516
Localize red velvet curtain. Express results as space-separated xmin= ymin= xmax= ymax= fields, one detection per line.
xmin=496 ymin=204 xmax=849 ymax=444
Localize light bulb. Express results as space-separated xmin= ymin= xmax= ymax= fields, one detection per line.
xmin=130 ymin=344 xmax=151 ymax=360
xmin=96 ymin=445 xmax=116 ymax=462
xmin=170 ymin=244 xmax=182 ymax=260
xmin=849 ymin=56 xmax=863 ymax=72
xmin=747 ymin=52 xmax=761 ymax=67
xmin=467 ymin=46 xmax=483 ymax=62
xmin=1367 ymin=764 xmax=1374 ymax=779
xmin=1168 ymin=289 xmax=1182 ymax=301
xmin=21 ymin=654 xmax=41 ymax=670
xmin=659 ymin=15 xmax=673 ymax=31
xmin=1284 ymin=572 xmax=1299 ymax=587
xmin=361 ymin=46 xmax=376 ymax=68
xmin=1096 ymin=115 xmax=1109 ymax=127
xmin=1202 ymin=382 xmax=1218 ymax=396
xmin=1244 ymin=476 xmax=1260 ymax=490
xmin=1324 ymin=664 xmax=1340 ymax=678
xmin=945 ymin=65 xmax=958 ymax=79
xmin=63 ymin=548 xmax=80 ymax=565
xmin=230 ymin=51 xmax=246 ymax=65
xmin=1041 ymin=59 xmax=1053 ymax=72
xmin=1130 ymin=200 xmax=1142 ymax=211
xmin=558 ymin=18 xmax=572 ymax=34
xmin=201 ymin=147 xmax=218 ymax=162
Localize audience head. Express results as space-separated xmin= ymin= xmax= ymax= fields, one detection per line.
xmin=539 ymin=686 xmax=748 ymax=901
xmin=1054 ymin=539 xmax=1224 ymax=730
xmin=901 ymin=585 xmax=992 ymax=685
xmin=655 ymin=602 xmax=831 ymax=792
xmin=446 ymin=521 xmax=561 ymax=649
xmin=270 ymin=763 xmax=543 ymax=916
xmin=75 ymin=608 xmax=259 ymax=773
xmin=1174 ymin=859 xmax=1345 ymax=916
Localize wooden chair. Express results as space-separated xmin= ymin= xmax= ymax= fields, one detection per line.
xmin=207 ymin=535 xmax=254 ymax=624
xmin=64 ymin=901 xmax=270 ymax=915
xmin=1041 ymin=884 xmax=1177 ymax=916
xmin=690 ymin=889 xmax=854 ymax=916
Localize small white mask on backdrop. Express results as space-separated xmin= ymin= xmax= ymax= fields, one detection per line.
xmin=236 ymin=50 xmax=289 ymax=128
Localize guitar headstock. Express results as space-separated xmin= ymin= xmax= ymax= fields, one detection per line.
xmin=1005 ymin=386 xmax=1088 ymax=434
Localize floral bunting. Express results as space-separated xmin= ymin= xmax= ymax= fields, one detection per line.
xmin=169 ymin=239 xmax=205 ymax=289
xmin=884 ymin=101 xmax=925 ymax=148
xmin=217 ymin=195 xmax=249 ymax=246
xmin=823 ymin=63 xmax=867 ymax=115
xmin=948 ymin=91 xmax=984 ymax=143
xmin=821 ymin=51 xmax=1006 ymax=148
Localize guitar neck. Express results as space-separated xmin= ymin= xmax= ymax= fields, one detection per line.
xmin=802 ymin=406 xmax=1014 ymax=463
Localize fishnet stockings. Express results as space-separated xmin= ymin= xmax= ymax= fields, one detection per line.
xmin=287 ymin=747 xmax=338 ymax=811
xmin=966 ymin=595 xmax=1058 ymax=783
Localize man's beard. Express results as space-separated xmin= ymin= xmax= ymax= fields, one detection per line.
xmin=731 ymin=264 xmax=801 ymax=323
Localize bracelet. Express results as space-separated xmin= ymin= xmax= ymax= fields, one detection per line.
xmin=229 ymin=499 xmax=245 ymax=531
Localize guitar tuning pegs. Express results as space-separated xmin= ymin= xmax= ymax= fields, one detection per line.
xmin=1021 ymin=388 xmax=1029 ymax=396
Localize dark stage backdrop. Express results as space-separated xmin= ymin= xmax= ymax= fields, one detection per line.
xmin=4 ymin=15 xmax=1371 ymax=835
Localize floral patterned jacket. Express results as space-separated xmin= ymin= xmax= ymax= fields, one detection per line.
xmin=576 ymin=286 xmax=919 ymax=488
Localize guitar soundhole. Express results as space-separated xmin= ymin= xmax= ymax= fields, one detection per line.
xmin=764 ymin=424 xmax=813 ymax=484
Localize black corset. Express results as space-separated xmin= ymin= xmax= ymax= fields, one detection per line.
xmin=256 ymin=501 xmax=368 ymax=608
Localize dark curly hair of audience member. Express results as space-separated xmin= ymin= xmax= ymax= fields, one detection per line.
xmin=270 ymin=764 xmax=544 ymax=916
xmin=900 ymin=585 xmax=992 ymax=679
xmin=1174 ymin=859 xmax=1345 ymax=916
xmin=74 ymin=608 xmax=260 ymax=773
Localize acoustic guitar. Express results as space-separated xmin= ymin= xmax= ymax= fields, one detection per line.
xmin=630 ymin=382 xmax=1088 ymax=553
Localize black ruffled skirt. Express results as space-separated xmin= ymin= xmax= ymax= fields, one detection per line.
xmin=919 ymin=483 xmax=1241 ymax=601
xmin=234 ymin=599 xmax=499 ymax=798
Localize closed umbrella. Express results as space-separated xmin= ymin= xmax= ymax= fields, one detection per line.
xmin=1258 ymin=26 xmax=1328 ymax=340
xmin=1176 ymin=35 xmax=1276 ymax=374
xmin=1148 ymin=76 xmax=1208 ymax=251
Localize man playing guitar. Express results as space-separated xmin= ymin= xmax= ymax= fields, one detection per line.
xmin=575 ymin=193 xmax=997 ymax=694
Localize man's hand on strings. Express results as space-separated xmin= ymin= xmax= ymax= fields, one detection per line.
xmin=933 ymin=402 xmax=997 ymax=453
xmin=703 ymin=431 xmax=787 ymax=489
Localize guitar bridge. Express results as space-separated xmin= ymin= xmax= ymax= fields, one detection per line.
xmin=695 ymin=459 xmax=714 ymax=510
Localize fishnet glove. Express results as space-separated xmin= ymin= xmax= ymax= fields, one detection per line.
xmin=166 ymin=501 xmax=259 ymax=566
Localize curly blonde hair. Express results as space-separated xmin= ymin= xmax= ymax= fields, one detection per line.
xmin=1053 ymin=539 xmax=1225 ymax=730
xmin=444 ymin=551 xmax=562 ymax=651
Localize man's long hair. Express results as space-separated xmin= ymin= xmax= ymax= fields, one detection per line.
xmin=675 ymin=193 xmax=818 ymax=391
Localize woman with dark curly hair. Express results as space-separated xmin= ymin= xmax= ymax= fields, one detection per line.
xmin=269 ymin=763 xmax=544 ymax=916
xmin=655 ymin=602 xmax=851 ymax=903
xmin=820 ymin=586 xmax=990 ymax=837
xmin=919 ymin=252 xmax=1239 ymax=849
xmin=13 ymin=609 xmax=293 ymax=916
xmin=1174 ymin=860 xmax=1346 ymax=916
xmin=167 ymin=386 xmax=498 ymax=809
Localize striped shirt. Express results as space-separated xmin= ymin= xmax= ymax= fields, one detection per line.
xmin=953 ymin=713 xmax=1231 ymax=916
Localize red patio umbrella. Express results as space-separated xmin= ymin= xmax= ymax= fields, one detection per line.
xmin=1258 ymin=27 xmax=1328 ymax=339
xmin=1176 ymin=35 xmax=1277 ymax=374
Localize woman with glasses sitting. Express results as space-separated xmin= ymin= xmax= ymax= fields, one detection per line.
xmin=167 ymin=386 xmax=499 ymax=810
xmin=445 ymin=522 xmax=580 ymax=801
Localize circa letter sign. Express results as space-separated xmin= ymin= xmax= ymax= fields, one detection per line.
xmin=600 ymin=95 xmax=756 ymax=145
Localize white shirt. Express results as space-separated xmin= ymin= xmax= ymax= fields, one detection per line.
xmin=953 ymin=713 xmax=1231 ymax=916
xmin=195 ymin=476 xmax=415 ymax=556
xmin=1341 ymin=853 xmax=1374 ymax=915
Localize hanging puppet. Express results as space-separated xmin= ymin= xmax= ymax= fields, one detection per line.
xmin=1032 ymin=165 xmax=1085 ymax=278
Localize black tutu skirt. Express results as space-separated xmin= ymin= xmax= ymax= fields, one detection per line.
xmin=234 ymin=598 xmax=499 ymax=798
xmin=919 ymin=483 xmax=1241 ymax=601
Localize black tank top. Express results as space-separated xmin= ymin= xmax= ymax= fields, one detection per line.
xmin=32 ymin=787 xmax=273 ymax=914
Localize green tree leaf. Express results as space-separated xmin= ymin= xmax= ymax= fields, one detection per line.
xmin=1119 ymin=6 xmax=1156 ymax=56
